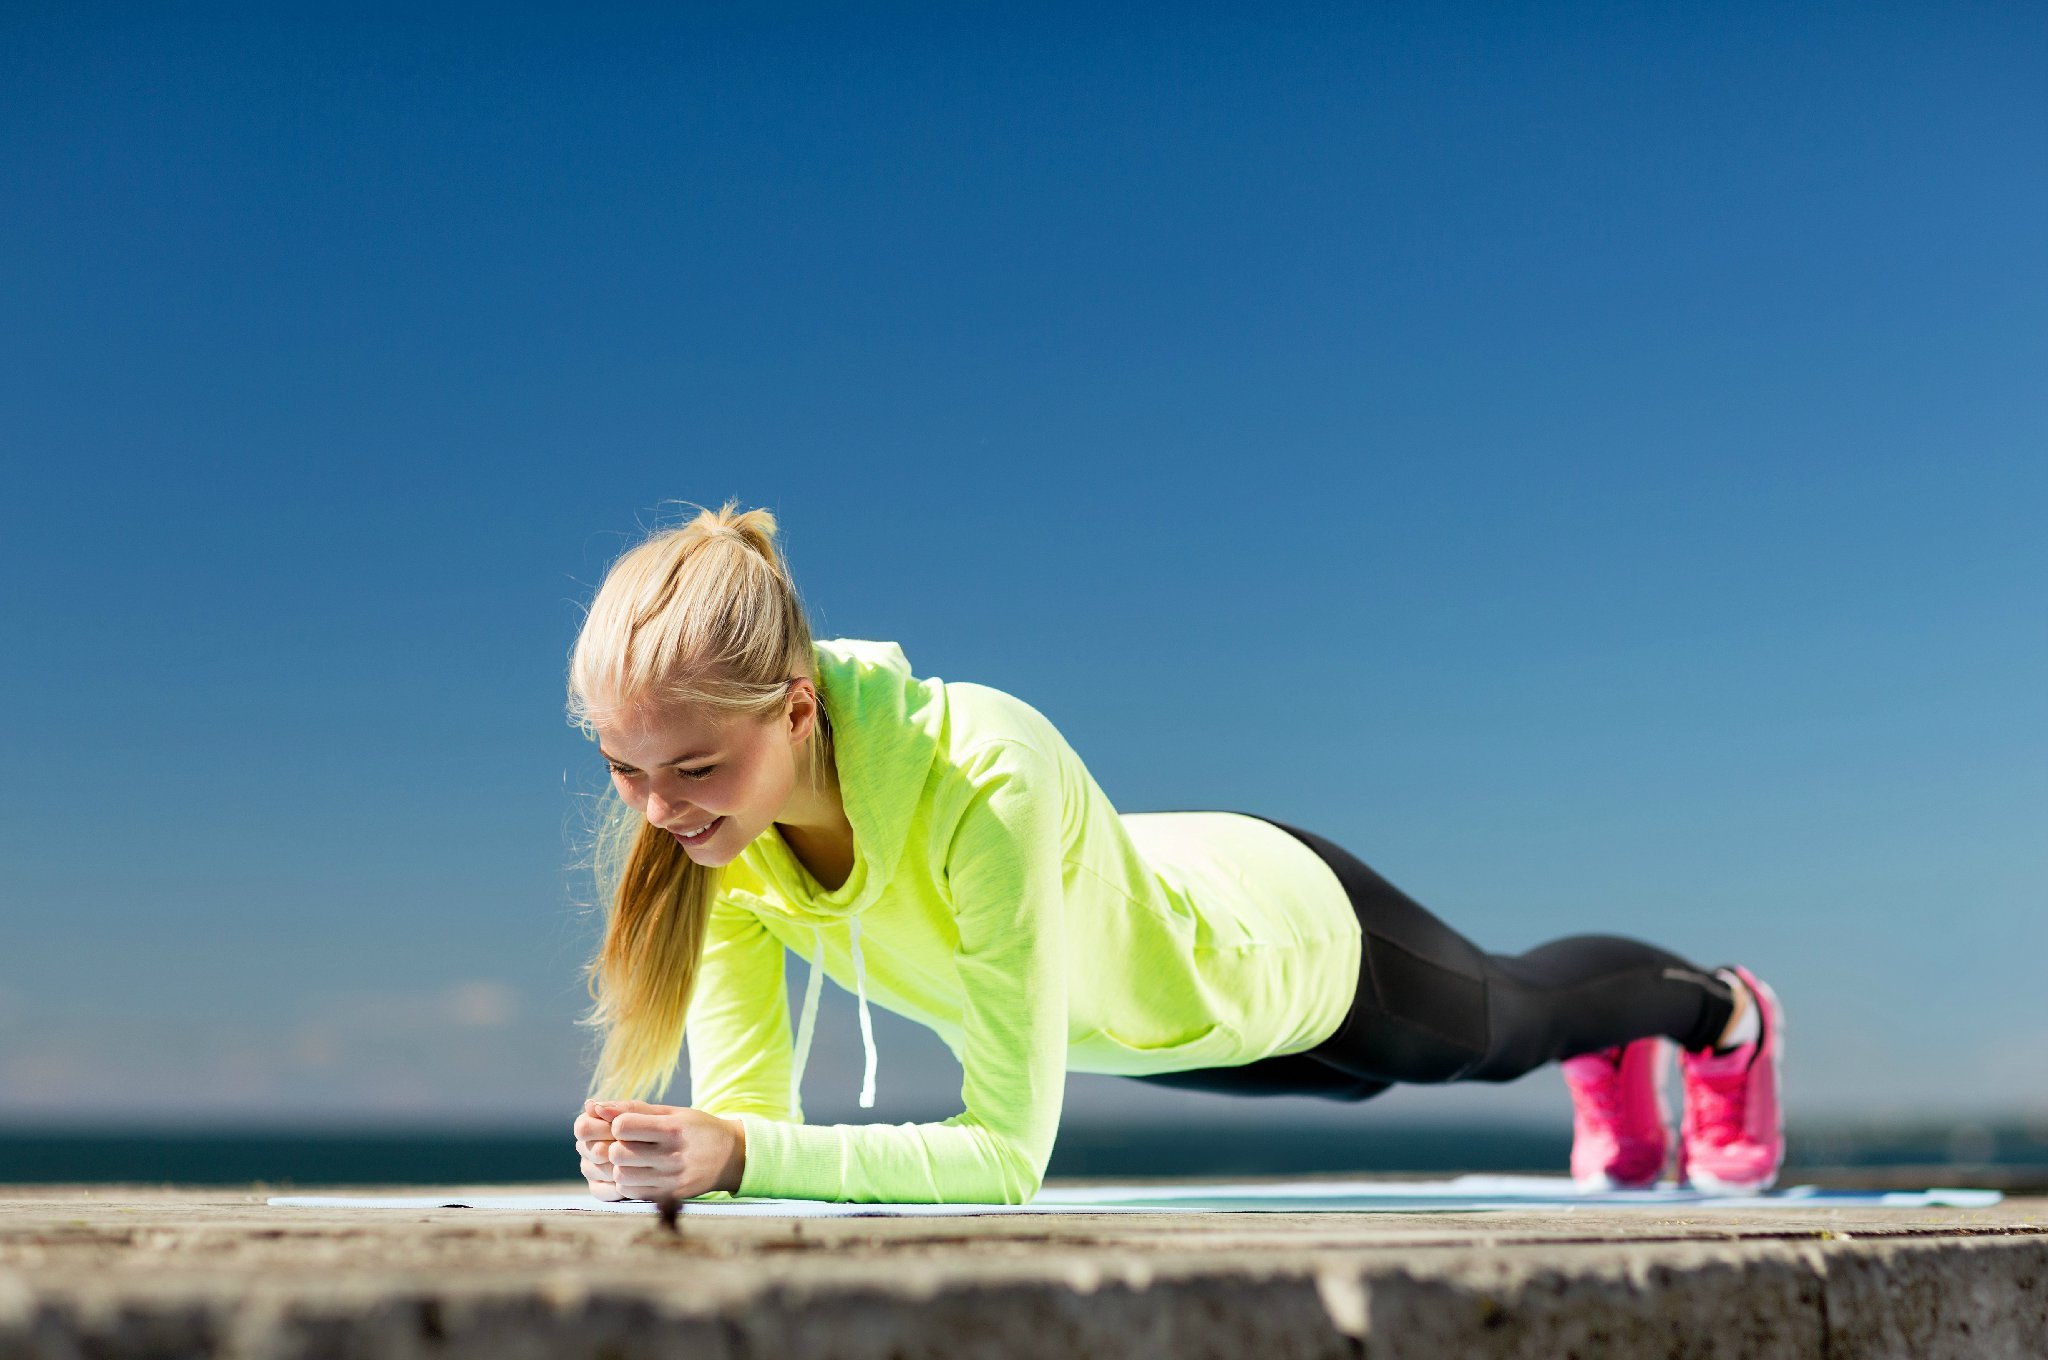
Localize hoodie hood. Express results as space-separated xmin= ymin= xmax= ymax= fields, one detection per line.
xmin=738 ymin=636 xmax=946 ymax=921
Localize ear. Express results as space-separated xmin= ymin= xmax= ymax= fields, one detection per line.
xmin=787 ymin=677 xmax=820 ymax=743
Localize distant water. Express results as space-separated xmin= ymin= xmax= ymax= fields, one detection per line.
xmin=2 ymin=1119 xmax=2043 ymax=1186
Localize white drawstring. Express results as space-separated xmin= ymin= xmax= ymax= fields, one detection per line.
xmin=788 ymin=925 xmax=826 ymax=1116
xmin=786 ymin=919 xmax=879 ymax=1113
xmin=849 ymin=916 xmax=878 ymax=1109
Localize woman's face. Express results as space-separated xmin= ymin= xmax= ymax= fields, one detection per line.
xmin=594 ymin=684 xmax=816 ymax=867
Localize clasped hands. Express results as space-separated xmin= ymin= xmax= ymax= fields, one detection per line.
xmin=573 ymin=1100 xmax=748 ymax=1203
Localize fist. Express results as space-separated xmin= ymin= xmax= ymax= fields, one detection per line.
xmin=572 ymin=1100 xmax=630 ymax=1201
xmin=571 ymin=1099 xmax=747 ymax=1202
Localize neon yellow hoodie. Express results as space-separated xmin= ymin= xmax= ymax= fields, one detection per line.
xmin=685 ymin=638 xmax=1363 ymax=1203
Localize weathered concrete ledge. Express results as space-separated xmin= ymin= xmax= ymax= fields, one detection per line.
xmin=2 ymin=1181 xmax=2043 ymax=1358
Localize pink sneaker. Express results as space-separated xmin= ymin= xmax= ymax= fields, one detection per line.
xmin=1561 ymin=1036 xmax=1672 ymax=1190
xmin=1677 ymin=964 xmax=1785 ymax=1195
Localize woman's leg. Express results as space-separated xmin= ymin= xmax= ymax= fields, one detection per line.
xmin=1251 ymin=816 xmax=1739 ymax=1086
xmin=1128 ymin=1052 xmax=1396 ymax=1103
xmin=1463 ymin=937 xmax=1736 ymax=1082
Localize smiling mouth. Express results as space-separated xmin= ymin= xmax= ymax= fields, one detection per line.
xmin=671 ymin=817 xmax=723 ymax=844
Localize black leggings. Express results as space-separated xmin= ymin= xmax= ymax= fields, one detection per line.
xmin=1130 ymin=814 xmax=1740 ymax=1103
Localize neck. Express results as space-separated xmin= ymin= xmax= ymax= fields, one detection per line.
xmin=775 ymin=761 xmax=848 ymax=842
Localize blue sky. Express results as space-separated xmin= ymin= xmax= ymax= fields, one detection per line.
xmin=2 ymin=3 xmax=2042 ymax=1134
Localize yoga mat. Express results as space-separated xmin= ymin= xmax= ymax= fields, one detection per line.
xmin=268 ymin=1174 xmax=2003 ymax=1217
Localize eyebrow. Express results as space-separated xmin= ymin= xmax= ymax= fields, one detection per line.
xmin=598 ymin=749 xmax=718 ymax=768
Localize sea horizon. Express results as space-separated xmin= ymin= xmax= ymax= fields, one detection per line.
xmin=3 ymin=1114 xmax=2042 ymax=1188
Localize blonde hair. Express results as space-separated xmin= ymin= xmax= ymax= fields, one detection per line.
xmin=565 ymin=498 xmax=834 ymax=1102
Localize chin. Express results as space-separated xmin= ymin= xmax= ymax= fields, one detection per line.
xmin=689 ymin=825 xmax=753 ymax=864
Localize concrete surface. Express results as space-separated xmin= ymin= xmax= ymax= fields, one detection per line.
xmin=1 ymin=1177 xmax=2043 ymax=1358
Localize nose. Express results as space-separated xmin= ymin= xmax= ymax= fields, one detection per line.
xmin=644 ymin=788 xmax=673 ymax=826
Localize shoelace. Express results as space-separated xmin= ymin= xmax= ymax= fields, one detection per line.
xmin=1683 ymin=1060 xmax=1748 ymax=1148
xmin=1570 ymin=1048 xmax=1633 ymax=1127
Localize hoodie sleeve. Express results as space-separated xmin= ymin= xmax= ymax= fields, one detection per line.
xmin=684 ymin=890 xmax=801 ymax=1122
xmin=732 ymin=739 xmax=1069 ymax=1202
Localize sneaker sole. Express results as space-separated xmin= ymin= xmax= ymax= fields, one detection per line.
xmin=1685 ymin=1169 xmax=1776 ymax=1196
xmin=1574 ymin=1172 xmax=1666 ymax=1193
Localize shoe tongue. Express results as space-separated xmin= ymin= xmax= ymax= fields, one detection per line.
xmin=1707 ymin=1027 xmax=1763 ymax=1070
xmin=1694 ymin=1045 xmax=1756 ymax=1082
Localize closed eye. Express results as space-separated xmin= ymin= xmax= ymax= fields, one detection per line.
xmin=608 ymin=763 xmax=716 ymax=780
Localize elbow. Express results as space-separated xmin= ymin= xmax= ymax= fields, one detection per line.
xmin=943 ymin=1122 xmax=1046 ymax=1205
xmin=991 ymin=1142 xmax=1047 ymax=1206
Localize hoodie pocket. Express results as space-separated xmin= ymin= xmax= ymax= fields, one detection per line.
xmin=1091 ymin=1020 xmax=1226 ymax=1057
